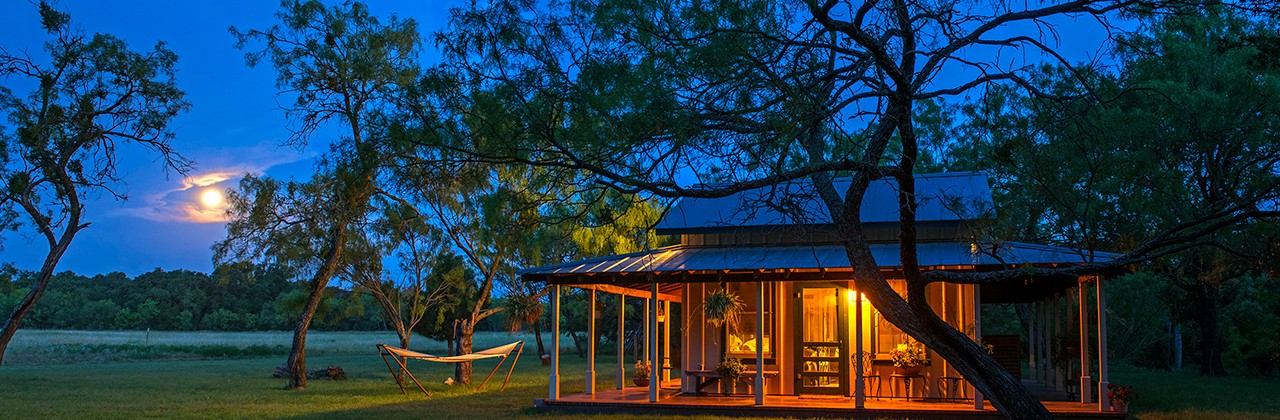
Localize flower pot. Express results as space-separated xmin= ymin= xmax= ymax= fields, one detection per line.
xmin=894 ymin=366 xmax=923 ymax=376
xmin=1111 ymin=402 xmax=1129 ymax=413
xmin=633 ymin=378 xmax=650 ymax=387
xmin=722 ymin=379 xmax=737 ymax=395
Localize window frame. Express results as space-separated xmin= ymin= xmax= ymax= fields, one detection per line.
xmin=722 ymin=282 xmax=777 ymax=364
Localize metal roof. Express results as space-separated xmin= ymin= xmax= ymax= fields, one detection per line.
xmin=519 ymin=241 xmax=1118 ymax=279
xmin=655 ymin=171 xmax=994 ymax=234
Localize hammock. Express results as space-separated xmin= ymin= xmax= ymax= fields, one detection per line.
xmin=376 ymin=341 xmax=524 ymax=396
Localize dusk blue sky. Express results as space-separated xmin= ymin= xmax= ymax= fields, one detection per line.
xmin=1 ymin=1 xmax=1121 ymax=277
xmin=0 ymin=1 xmax=460 ymax=276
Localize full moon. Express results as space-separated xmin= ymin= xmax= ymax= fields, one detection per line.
xmin=200 ymin=189 xmax=224 ymax=208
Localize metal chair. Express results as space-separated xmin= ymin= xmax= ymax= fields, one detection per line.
xmin=857 ymin=351 xmax=882 ymax=398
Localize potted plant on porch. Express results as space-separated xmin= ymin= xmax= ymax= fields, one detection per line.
xmin=632 ymin=360 xmax=652 ymax=387
xmin=1107 ymin=383 xmax=1137 ymax=413
xmin=715 ymin=357 xmax=745 ymax=394
xmin=890 ymin=341 xmax=930 ymax=375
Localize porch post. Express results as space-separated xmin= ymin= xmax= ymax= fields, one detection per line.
xmin=974 ymin=284 xmax=984 ymax=410
xmin=1029 ymin=302 xmax=1039 ymax=384
xmin=644 ymin=298 xmax=651 ymax=370
xmin=649 ymin=283 xmax=660 ymax=402
xmin=1034 ymin=302 xmax=1044 ymax=384
xmin=1039 ymin=298 xmax=1049 ymax=384
xmin=940 ymin=282 xmax=950 ymax=387
xmin=754 ymin=280 xmax=765 ymax=406
xmin=617 ymin=294 xmax=625 ymax=390
xmin=549 ymin=285 xmax=561 ymax=400
xmin=663 ymin=300 xmax=672 ymax=382
xmin=1054 ymin=294 xmax=1065 ymax=392
xmin=682 ymin=285 xmax=691 ymax=393
xmin=1040 ymin=300 xmax=1048 ymax=383
xmin=1097 ymin=276 xmax=1110 ymax=411
xmin=1065 ymin=290 xmax=1076 ymax=392
xmin=1078 ymin=279 xmax=1093 ymax=404
xmin=587 ymin=290 xmax=596 ymax=394
xmin=855 ymin=286 xmax=865 ymax=409
xmin=699 ymin=283 xmax=707 ymax=374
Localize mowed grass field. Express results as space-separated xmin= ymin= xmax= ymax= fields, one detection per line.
xmin=1 ymin=330 xmax=1277 ymax=419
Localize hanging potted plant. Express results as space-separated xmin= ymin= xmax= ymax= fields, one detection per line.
xmin=632 ymin=360 xmax=652 ymax=387
xmin=715 ymin=358 xmax=746 ymax=394
xmin=890 ymin=342 xmax=930 ymax=375
xmin=704 ymin=289 xmax=744 ymax=331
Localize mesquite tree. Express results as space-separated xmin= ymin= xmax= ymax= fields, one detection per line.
xmin=344 ymin=201 xmax=463 ymax=350
xmin=0 ymin=2 xmax=189 ymax=365
xmin=220 ymin=0 xmax=418 ymax=389
xmin=430 ymin=1 xmax=1280 ymax=418
xmin=955 ymin=9 xmax=1280 ymax=376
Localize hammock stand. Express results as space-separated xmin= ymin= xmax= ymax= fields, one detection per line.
xmin=376 ymin=341 xmax=524 ymax=396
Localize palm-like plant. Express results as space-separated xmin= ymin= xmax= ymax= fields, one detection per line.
xmin=503 ymin=282 xmax=548 ymax=356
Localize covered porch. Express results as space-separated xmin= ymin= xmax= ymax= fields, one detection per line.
xmin=526 ymin=242 xmax=1125 ymax=417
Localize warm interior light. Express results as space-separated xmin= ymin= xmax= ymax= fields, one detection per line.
xmin=200 ymin=189 xmax=224 ymax=208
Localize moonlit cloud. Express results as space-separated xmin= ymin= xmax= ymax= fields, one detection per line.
xmin=118 ymin=143 xmax=311 ymax=224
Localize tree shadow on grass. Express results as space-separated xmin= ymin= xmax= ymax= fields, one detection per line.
xmin=283 ymin=383 xmax=550 ymax=420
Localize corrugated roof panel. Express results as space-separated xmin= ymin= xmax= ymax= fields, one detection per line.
xmin=519 ymin=241 xmax=1118 ymax=277
xmin=655 ymin=171 xmax=995 ymax=233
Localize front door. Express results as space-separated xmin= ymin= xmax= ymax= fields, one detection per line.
xmin=795 ymin=286 xmax=847 ymax=395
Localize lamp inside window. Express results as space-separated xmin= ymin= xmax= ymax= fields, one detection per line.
xmin=726 ymin=282 xmax=775 ymax=360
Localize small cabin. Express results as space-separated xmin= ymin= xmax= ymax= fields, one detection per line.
xmin=522 ymin=171 xmax=1125 ymax=417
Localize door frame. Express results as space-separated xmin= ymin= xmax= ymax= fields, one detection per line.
xmin=792 ymin=283 xmax=848 ymax=396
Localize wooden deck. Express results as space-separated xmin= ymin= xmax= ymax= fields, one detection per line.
xmin=537 ymin=382 xmax=1127 ymax=419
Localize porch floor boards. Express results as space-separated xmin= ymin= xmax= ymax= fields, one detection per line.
xmin=538 ymin=382 xmax=1126 ymax=419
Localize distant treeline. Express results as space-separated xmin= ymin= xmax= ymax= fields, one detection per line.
xmin=0 ymin=263 xmax=409 ymax=331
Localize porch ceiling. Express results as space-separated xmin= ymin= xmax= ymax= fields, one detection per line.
xmin=565 ymin=282 xmax=684 ymax=303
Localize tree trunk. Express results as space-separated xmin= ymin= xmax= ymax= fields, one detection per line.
xmin=1194 ymin=284 xmax=1226 ymax=376
xmin=533 ymin=320 xmax=546 ymax=356
xmin=0 ymin=243 xmax=72 ymax=363
xmin=632 ymin=332 xmax=640 ymax=361
xmin=455 ymin=320 xmax=474 ymax=384
xmin=0 ymin=240 xmax=74 ymax=365
xmin=570 ymin=331 xmax=586 ymax=358
xmin=1172 ymin=322 xmax=1183 ymax=372
xmin=398 ymin=325 xmax=411 ymax=350
xmin=852 ymin=254 xmax=1052 ymax=419
xmin=285 ymin=225 xmax=347 ymax=390
xmin=820 ymin=167 xmax=1052 ymax=419
xmin=845 ymin=249 xmax=1051 ymax=418
xmin=1015 ymin=303 xmax=1030 ymax=337
xmin=448 ymin=319 xmax=459 ymax=356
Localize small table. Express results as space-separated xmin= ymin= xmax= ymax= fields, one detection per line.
xmin=938 ymin=376 xmax=967 ymax=400
xmin=889 ymin=373 xmax=926 ymax=400
xmin=684 ymin=370 xmax=778 ymax=395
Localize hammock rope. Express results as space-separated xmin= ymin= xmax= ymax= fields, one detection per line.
xmin=376 ymin=341 xmax=524 ymax=396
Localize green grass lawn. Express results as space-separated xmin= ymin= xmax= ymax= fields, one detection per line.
xmin=1 ymin=330 xmax=1277 ymax=419
xmin=1114 ymin=366 xmax=1280 ymax=420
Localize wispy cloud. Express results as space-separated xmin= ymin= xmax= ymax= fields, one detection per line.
xmin=119 ymin=143 xmax=312 ymax=224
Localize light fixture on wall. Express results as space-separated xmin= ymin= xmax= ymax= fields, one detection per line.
xmin=846 ymin=289 xmax=869 ymax=304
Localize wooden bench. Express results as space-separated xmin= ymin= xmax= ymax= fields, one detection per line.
xmin=684 ymin=369 xmax=779 ymax=395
